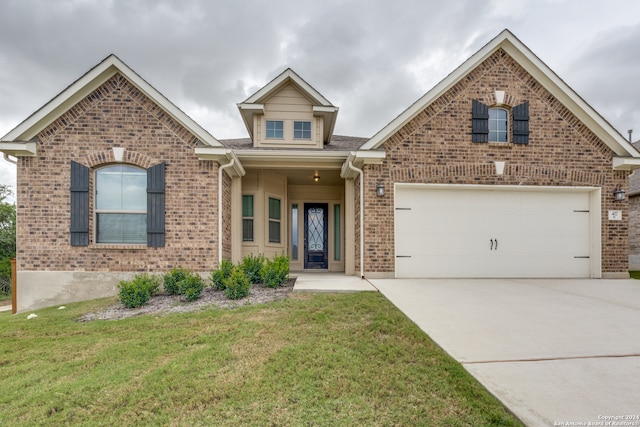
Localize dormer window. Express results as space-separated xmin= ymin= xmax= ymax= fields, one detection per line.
xmin=294 ymin=121 xmax=311 ymax=139
xmin=266 ymin=120 xmax=284 ymax=139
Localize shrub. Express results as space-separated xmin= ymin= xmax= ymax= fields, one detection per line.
xmin=163 ymin=267 xmax=205 ymax=302
xmin=261 ymin=254 xmax=290 ymax=288
xmin=240 ymin=253 xmax=266 ymax=284
xmin=211 ymin=259 xmax=234 ymax=291
xmin=163 ymin=267 xmax=189 ymax=295
xmin=179 ymin=273 xmax=205 ymax=302
xmin=118 ymin=273 xmax=160 ymax=308
xmin=224 ymin=267 xmax=251 ymax=300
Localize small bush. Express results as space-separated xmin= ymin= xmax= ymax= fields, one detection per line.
xmin=179 ymin=273 xmax=205 ymax=302
xmin=163 ymin=267 xmax=189 ymax=295
xmin=241 ymin=253 xmax=266 ymax=284
xmin=163 ymin=267 xmax=205 ymax=302
xmin=118 ymin=273 xmax=160 ymax=308
xmin=261 ymin=254 xmax=290 ymax=288
xmin=211 ymin=259 xmax=234 ymax=291
xmin=224 ymin=267 xmax=251 ymax=300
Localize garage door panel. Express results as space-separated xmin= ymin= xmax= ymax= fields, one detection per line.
xmin=395 ymin=186 xmax=594 ymax=278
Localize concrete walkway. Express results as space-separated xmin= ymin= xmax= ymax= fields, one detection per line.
xmin=372 ymin=278 xmax=640 ymax=427
xmin=293 ymin=272 xmax=378 ymax=292
xmin=0 ymin=304 xmax=10 ymax=312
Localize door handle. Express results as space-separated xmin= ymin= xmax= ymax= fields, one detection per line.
xmin=495 ymin=239 xmax=498 ymax=251
xmin=490 ymin=239 xmax=494 ymax=250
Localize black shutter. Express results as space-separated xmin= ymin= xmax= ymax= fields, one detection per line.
xmin=70 ymin=161 xmax=89 ymax=246
xmin=512 ymin=101 xmax=529 ymax=145
xmin=471 ymin=99 xmax=489 ymax=143
xmin=147 ymin=162 xmax=165 ymax=247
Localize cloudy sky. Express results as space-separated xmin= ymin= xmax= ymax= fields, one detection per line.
xmin=2 ymin=0 xmax=640 ymax=197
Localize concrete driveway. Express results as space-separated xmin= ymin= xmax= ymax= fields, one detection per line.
xmin=370 ymin=278 xmax=640 ymax=427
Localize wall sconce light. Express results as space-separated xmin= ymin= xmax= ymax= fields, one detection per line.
xmin=613 ymin=188 xmax=626 ymax=201
xmin=313 ymin=171 xmax=320 ymax=182
xmin=376 ymin=183 xmax=385 ymax=197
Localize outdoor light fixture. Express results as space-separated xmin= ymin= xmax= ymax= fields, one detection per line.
xmin=376 ymin=183 xmax=385 ymax=197
xmin=313 ymin=171 xmax=320 ymax=182
xmin=613 ymin=188 xmax=626 ymax=201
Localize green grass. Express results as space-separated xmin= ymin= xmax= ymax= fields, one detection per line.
xmin=0 ymin=293 xmax=522 ymax=426
xmin=630 ymin=271 xmax=640 ymax=280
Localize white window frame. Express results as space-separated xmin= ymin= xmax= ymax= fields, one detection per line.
xmin=94 ymin=165 xmax=147 ymax=244
xmin=266 ymin=120 xmax=284 ymax=139
xmin=489 ymin=107 xmax=509 ymax=143
xmin=293 ymin=121 xmax=312 ymax=139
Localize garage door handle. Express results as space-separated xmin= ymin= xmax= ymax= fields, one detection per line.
xmin=495 ymin=239 xmax=498 ymax=250
xmin=490 ymin=239 xmax=493 ymax=250
xmin=490 ymin=239 xmax=498 ymax=251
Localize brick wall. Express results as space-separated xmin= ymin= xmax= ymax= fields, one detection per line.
xmin=362 ymin=48 xmax=629 ymax=275
xmin=17 ymin=73 xmax=221 ymax=274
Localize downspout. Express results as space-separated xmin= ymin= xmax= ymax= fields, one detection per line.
xmin=3 ymin=153 xmax=17 ymax=165
xmin=218 ymin=158 xmax=235 ymax=265
xmin=347 ymin=160 xmax=364 ymax=279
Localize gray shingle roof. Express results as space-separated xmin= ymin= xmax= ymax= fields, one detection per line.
xmin=219 ymin=134 xmax=369 ymax=151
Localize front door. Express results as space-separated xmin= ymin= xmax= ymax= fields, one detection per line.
xmin=304 ymin=203 xmax=328 ymax=269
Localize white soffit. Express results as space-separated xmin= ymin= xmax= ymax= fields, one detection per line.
xmin=1 ymin=55 xmax=222 ymax=148
xmin=360 ymin=29 xmax=638 ymax=159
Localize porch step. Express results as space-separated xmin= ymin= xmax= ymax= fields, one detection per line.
xmin=293 ymin=273 xmax=378 ymax=292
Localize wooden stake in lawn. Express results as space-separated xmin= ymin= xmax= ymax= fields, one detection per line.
xmin=11 ymin=258 xmax=16 ymax=314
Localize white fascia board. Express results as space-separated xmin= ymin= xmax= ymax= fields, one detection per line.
xmin=360 ymin=30 xmax=637 ymax=158
xmin=0 ymin=141 xmax=37 ymax=156
xmin=236 ymin=103 xmax=265 ymax=140
xmin=613 ymin=157 xmax=640 ymax=170
xmin=234 ymin=149 xmax=349 ymax=168
xmin=194 ymin=147 xmax=245 ymax=177
xmin=313 ymin=106 xmax=338 ymax=114
xmin=2 ymin=55 xmax=222 ymax=148
xmin=243 ymin=69 xmax=333 ymax=106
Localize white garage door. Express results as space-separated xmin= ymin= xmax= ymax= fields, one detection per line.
xmin=394 ymin=185 xmax=596 ymax=278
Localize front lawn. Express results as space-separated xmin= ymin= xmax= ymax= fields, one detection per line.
xmin=0 ymin=293 xmax=522 ymax=426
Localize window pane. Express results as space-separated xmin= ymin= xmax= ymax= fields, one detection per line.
xmin=269 ymin=220 xmax=281 ymax=243
xmin=291 ymin=204 xmax=298 ymax=260
xmin=243 ymin=219 xmax=254 ymax=241
xmin=242 ymin=195 xmax=253 ymax=217
xmin=96 ymin=170 xmax=122 ymax=210
xmin=266 ymin=120 xmax=283 ymax=139
xmin=294 ymin=121 xmax=311 ymax=139
xmin=96 ymin=166 xmax=146 ymax=210
xmin=122 ymin=171 xmax=147 ymax=210
xmin=269 ymin=198 xmax=281 ymax=220
xmin=97 ymin=213 xmax=146 ymax=244
xmin=488 ymin=108 xmax=508 ymax=143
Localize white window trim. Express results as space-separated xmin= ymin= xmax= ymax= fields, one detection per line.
xmin=94 ymin=165 xmax=147 ymax=244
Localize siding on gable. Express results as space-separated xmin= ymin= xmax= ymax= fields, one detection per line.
xmin=359 ymin=48 xmax=629 ymax=276
xmin=255 ymin=83 xmax=323 ymax=148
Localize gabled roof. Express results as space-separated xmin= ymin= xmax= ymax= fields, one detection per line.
xmin=237 ymin=68 xmax=339 ymax=144
xmin=359 ymin=29 xmax=640 ymax=162
xmin=0 ymin=54 xmax=222 ymax=148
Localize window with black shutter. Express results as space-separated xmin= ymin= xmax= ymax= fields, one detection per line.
xmin=472 ymin=99 xmax=489 ymax=143
xmin=512 ymin=101 xmax=530 ymax=145
xmin=70 ymin=161 xmax=90 ymax=246
xmin=147 ymin=162 xmax=165 ymax=247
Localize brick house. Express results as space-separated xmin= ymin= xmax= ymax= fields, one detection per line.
xmin=3 ymin=29 xmax=639 ymax=312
